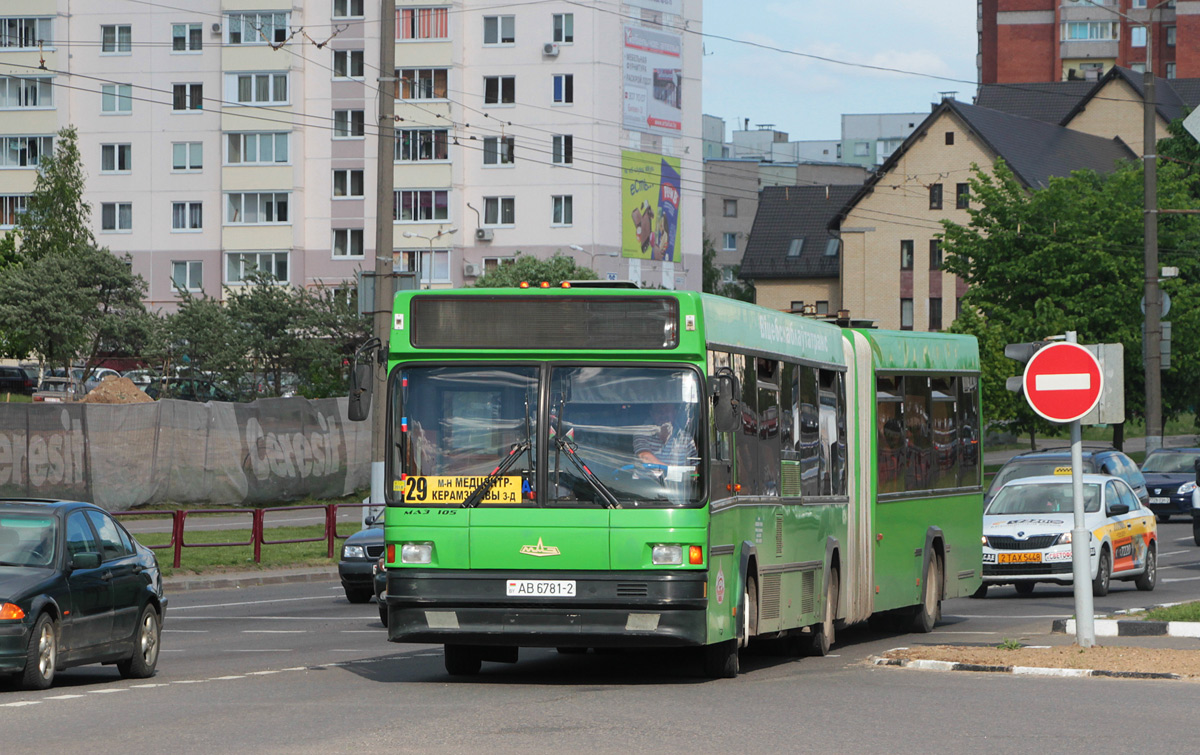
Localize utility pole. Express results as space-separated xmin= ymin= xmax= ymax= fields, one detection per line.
xmin=1143 ymin=17 xmax=1162 ymax=455
xmin=370 ymin=0 xmax=397 ymax=506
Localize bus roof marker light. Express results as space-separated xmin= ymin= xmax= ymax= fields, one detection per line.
xmin=519 ymin=281 xmax=530 ymax=288
xmin=561 ymin=281 xmax=571 ymax=288
xmin=540 ymin=281 xmax=550 ymax=288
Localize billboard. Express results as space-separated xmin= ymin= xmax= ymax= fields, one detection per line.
xmin=622 ymin=150 xmax=682 ymax=262
xmin=623 ymin=26 xmax=683 ymax=136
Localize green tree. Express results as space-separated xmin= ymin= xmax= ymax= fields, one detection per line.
xmin=225 ymin=272 xmax=307 ymax=397
xmin=702 ymin=234 xmax=754 ymax=302
xmin=14 ymin=126 xmax=96 ymax=261
xmin=472 ymin=253 xmax=596 ymax=287
xmin=293 ymin=284 xmax=372 ymax=398
xmin=158 ymin=289 xmax=245 ymax=386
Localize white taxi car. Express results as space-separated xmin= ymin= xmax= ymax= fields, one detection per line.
xmin=979 ymin=474 xmax=1157 ymax=598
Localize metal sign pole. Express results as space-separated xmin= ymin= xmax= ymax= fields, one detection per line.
xmin=1065 ymin=331 xmax=1095 ymax=647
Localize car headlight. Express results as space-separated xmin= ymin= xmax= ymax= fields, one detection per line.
xmin=342 ymin=545 xmax=366 ymax=559
xmin=1179 ymin=482 xmax=1196 ymax=495
xmin=1056 ymin=532 xmax=1072 ymax=545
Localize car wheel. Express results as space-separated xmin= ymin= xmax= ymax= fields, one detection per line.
xmin=807 ymin=568 xmax=839 ymax=657
xmin=1092 ymin=548 xmax=1111 ymax=598
xmin=1194 ymin=522 xmax=1200 ymax=547
xmin=20 ymin=614 xmax=57 ymax=690
xmin=118 ymin=604 xmax=161 ymax=679
xmin=345 ymin=587 xmax=373 ymax=604
xmin=1157 ymin=514 xmax=1170 ymax=523
xmin=910 ymin=555 xmax=941 ymax=633
xmin=444 ymin=644 xmax=482 ymax=676
xmin=378 ymin=601 xmax=388 ymax=627
xmin=1135 ymin=543 xmax=1157 ymax=592
xmin=1014 ymin=582 xmax=1035 ymax=596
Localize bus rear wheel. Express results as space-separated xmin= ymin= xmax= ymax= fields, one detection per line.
xmin=910 ymin=555 xmax=941 ymax=633
xmin=444 ymin=644 xmax=482 ymax=676
xmin=807 ymin=568 xmax=839 ymax=656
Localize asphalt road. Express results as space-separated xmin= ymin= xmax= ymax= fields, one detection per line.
xmin=2 ymin=523 xmax=1198 ymax=752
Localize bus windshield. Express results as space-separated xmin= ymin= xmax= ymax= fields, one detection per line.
xmin=391 ymin=364 xmax=703 ymax=508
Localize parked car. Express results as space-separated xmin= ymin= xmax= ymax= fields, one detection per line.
xmin=1139 ymin=448 xmax=1200 ymax=522
xmin=0 ymin=499 xmax=167 ymax=689
xmin=0 ymin=366 xmax=35 ymax=395
xmin=73 ymin=367 xmax=121 ymax=393
xmin=985 ymin=447 xmax=1148 ymax=506
xmin=979 ymin=474 xmax=1157 ymax=598
xmin=32 ymin=377 xmax=83 ymax=403
xmin=374 ymin=556 xmax=388 ymax=627
xmin=121 ymin=369 xmax=162 ymax=388
xmin=143 ymin=376 xmax=235 ymax=403
xmin=338 ymin=518 xmax=384 ymax=604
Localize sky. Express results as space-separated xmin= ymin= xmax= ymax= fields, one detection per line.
xmin=700 ymin=1 xmax=979 ymax=142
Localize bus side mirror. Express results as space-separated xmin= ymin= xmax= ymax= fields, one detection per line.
xmin=709 ymin=368 xmax=740 ymax=434
xmin=347 ymin=362 xmax=373 ymax=422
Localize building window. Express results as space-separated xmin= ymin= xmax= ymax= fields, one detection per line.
xmin=99 ymin=83 xmax=131 ymax=113
xmin=853 ymin=141 xmax=869 ymax=157
xmin=172 ymin=261 xmax=203 ymax=291
xmin=226 ymin=73 xmax=289 ymax=106
xmin=333 ymin=169 xmax=364 ymax=198
xmin=929 ymin=183 xmax=943 ymax=210
xmin=334 ymin=109 xmax=365 ymax=138
xmin=722 ymin=233 xmax=737 ymax=251
xmin=824 ymin=238 xmax=840 ymax=256
xmin=101 ymin=143 xmax=132 ymax=173
xmin=552 ymin=134 xmax=573 ymax=164
xmin=334 ymin=0 xmax=364 ymax=19
xmin=333 ymin=228 xmax=365 ymax=257
xmin=552 ymin=195 xmax=573 ymax=226
xmin=333 ymin=49 xmax=364 ymax=78
xmin=929 ymin=240 xmax=942 ymax=270
xmin=945 ymin=131 xmax=954 ymax=145
xmin=1062 ymin=21 xmax=1119 ymax=41
xmin=396 ymin=129 xmax=449 ymax=162
xmin=483 ymin=256 xmax=516 ymax=272
xmin=1131 ymin=26 xmax=1147 ymax=47
xmin=787 ymin=238 xmax=804 ymax=257
xmin=929 ymin=297 xmax=943 ymax=331
xmin=172 ymin=83 xmax=203 ymax=111
xmin=225 ymin=192 xmax=290 ymax=224
xmin=0 ymin=195 xmax=28 ymax=228
xmin=484 ymin=15 xmax=515 ymax=44
xmin=225 ymin=133 xmax=287 ymax=165
xmin=1167 ymin=62 xmax=1177 ymax=79
xmin=1167 ymin=26 xmax=1176 ymax=46
xmin=483 ymin=136 xmax=515 ymax=166
xmin=171 ymin=202 xmax=203 ymax=232
xmin=552 ymin=74 xmax=573 ymax=104
xmin=900 ymin=239 xmax=914 ymax=270
xmin=173 ymin=142 xmax=203 ymax=171
xmin=900 ymin=298 xmax=913 ymax=331
xmin=398 ymin=249 xmax=451 ymax=284
xmin=1131 ymin=62 xmax=1147 ymax=73
xmin=101 ymin=202 xmax=132 ymax=232
xmin=226 ymin=251 xmax=288 ymax=284
xmin=723 ymin=199 xmax=737 ymax=217
xmin=397 ymin=67 xmax=447 ymax=99
xmin=790 ymin=300 xmax=804 ymax=313
xmin=483 ymin=196 xmax=515 ymax=226
xmin=0 ymin=135 xmax=53 ymax=168
xmin=101 ymin=24 xmax=131 ymax=54
xmin=172 ymin=23 xmax=202 ymax=52
xmin=484 ymin=75 xmax=516 ymax=105
xmin=393 ymin=189 xmax=449 ymax=222
xmin=1 ymin=76 xmax=53 ymax=109
xmin=816 ymin=301 xmax=829 ymax=316
xmin=956 ymin=183 xmax=969 ymax=209
xmin=227 ymin=12 xmax=290 ymax=45
xmin=397 ymin=7 xmax=449 ymax=40
xmin=1 ymin=18 xmax=53 ymax=50
xmin=553 ymin=13 xmax=574 ymax=43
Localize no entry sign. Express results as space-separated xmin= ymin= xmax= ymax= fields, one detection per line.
xmin=1023 ymin=342 xmax=1103 ymax=423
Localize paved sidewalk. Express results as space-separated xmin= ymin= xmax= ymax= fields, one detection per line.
xmin=163 ymin=565 xmax=338 ymax=591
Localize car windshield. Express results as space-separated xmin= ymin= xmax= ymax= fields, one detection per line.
xmin=0 ymin=515 xmax=57 ymax=568
xmin=390 ymin=364 xmax=703 ymax=508
xmin=985 ymin=483 xmax=1101 ymax=515
xmin=1141 ymin=451 xmax=1200 ymax=474
xmin=986 ymin=459 xmax=1089 ymax=497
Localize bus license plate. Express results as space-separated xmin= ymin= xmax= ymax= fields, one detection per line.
xmin=998 ymin=552 xmax=1041 ymax=564
xmin=506 ymin=580 xmax=576 ymax=597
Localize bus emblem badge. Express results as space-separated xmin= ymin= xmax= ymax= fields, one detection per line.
xmin=520 ymin=538 xmax=561 ymax=557
xmin=716 ymin=567 xmax=725 ymax=604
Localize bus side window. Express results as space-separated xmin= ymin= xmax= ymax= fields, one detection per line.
xmin=958 ymin=376 xmax=981 ymax=487
xmin=904 ymin=376 xmax=932 ymax=492
xmin=818 ymin=369 xmax=839 ymax=496
xmin=834 ymin=371 xmax=848 ymax=496
xmin=876 ymin=376 xmax=904 ymax=495
xmin=798 ymin=366 xmax=820 ymax=497
xmin=930 ymin=376 xmax=958 ymax=490
xmin=735 ymin=352 xmax=760 ymax=497
xmin=757 ymin=357 xmax=780 ymax=497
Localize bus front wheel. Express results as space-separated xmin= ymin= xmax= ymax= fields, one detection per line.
xmin=702 ymin=639 xmax=738 ymax=679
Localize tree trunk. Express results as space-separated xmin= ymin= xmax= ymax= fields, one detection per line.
xmin=1029 ymin=431 xmax=1037 ymax=451
xmin=1112 ymin=422 xmax=1125 ymax=452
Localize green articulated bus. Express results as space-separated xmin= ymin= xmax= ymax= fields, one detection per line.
xmin=358 ymin=286 xmax=982 ymax=678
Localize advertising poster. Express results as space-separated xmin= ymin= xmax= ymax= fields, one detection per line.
xmin=623 ymin=26 xmax=683 ymax=135
xmin=622 ymin=150 xmax=682 ymax=262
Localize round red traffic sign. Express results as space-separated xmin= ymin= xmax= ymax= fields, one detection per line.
xmin=1023 ymin=342 xmax=1103 ymax=423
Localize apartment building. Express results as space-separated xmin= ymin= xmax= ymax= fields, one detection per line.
xmin=979 ymin=0 xmax=1198 ymax=83
xmin=0 ymin=1 xmax=702 ymax=309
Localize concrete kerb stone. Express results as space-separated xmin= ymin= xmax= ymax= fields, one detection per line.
xmin=164 ymin=566 xmax=339 ymax=591
xmin=1051 ymin=605 xmax=1200 ymax=638
xmin=871 ymin=654 xmax=1183 ymax=681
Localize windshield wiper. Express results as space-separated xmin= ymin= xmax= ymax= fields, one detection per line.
xmin=555 ymin=435 xmax=620 ymax=509
xmin=461 ymin=440 xmax=531 ymax=508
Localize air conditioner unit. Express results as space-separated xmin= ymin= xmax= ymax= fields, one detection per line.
xmin=543 ymin=42 xmax=559 ymax=56
xmin=475 ymin=228 xmax=494 ymax=242
xmin=463 ymin=262 xmax=482 ymax=277
xmin=211 ymin=22 xmax=222 ymax=35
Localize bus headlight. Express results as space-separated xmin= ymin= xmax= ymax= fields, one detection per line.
xmin=652 ymin=545 xmax=683 ymax=565
xmin=401 ymin=543 xmax=433 ymax=564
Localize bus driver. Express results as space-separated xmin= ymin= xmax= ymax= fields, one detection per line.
xmin=634 ymin=403 xmax=698 ymax=468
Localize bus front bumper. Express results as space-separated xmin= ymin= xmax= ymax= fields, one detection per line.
xmin=385 ymin=569 xmax=710 ymax=648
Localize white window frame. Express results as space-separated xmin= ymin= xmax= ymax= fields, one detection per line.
xmin=224 ymin=192 xmax=291 ymax=225
xmin=551 ymin=195 xmax=573 ymax=227
xmin=483 ymin=75 xmax=515 ymax=106
xmin=333 ymin=228 xmax=365 ymax=258
xmin=332 ymin=169 xmax=365 ymax=199
xmin=172 ymin=23 xmax=202 ymax=53
xmin=1062 ymin=21 xmax=1119 ymax=41
xmin=397 ymin=7 xmax=449 ymax=41
xmin=0 ymin=135 xmax=53 ymax=168
xmin=1167 ymin=26 xmax=1176 ymax=46
xmin=393 ymin=189 xmax=450 ymax=223
xmin=227 ymin=12 xmax=290 ymax=46
xmin=171 ymin=201 xmax=203 ymax=232
xmin=225 ymin=251 xmax=289 ymax=285
xmin=552 ymin=134 xmax=573 ymax=165
xmin=100 ymin=24 xmax=132 ymax=55
xmin=172 ymin=141 xmax=203 ymax=172
xmin=333 ymin=49 xmax=364 ymax=79
xmin=333 ymin=0 xmax=365 ymax=19
xmin=101 ymin=143 xmax=132 ymax=174
xmin=334 ymin=109 xmax=365 ymax=138
xmin=100 ymin=202 xmax=133 ymax=233
xmin=1 ymin=76 xmax=53 ymax=110
xmin=397 ymin=249 xmax=451 ymax=284
xmin=225 ymin=132 xmax=288 ymax=165
xmin=100 ymin=83 xmax=131 ymax=114
xmin=722 ymin=232 xmax=737 ymax=251
xmin=483 ymin=196 xmax=515 ymax=227
xmin=483 ymin=256 xmax=516 ymax=273
xmin=395 ymin=128 xmax=449 ymax=162
xmin=553 ymin=13 xmax=574 ymax=44
xmin=396 ymin=67 xmax=448 ymax=100
xmin=1131 ymin=26 xmax=1147 ymax=48
xmin=172 ymin=83 xmax=203 ymax=112
xmin=225 ymin=72 xmax=289 ymax=106
xmin=0 ymin=18 xmax=53 ymax=51
xmin=483 ymin=136 xmax=515 ymax=167
xmin=172 ymin=260 xmax=203 ymax=292
xmin=552 ymin=73 xmax=573 ymax=105
xmin=0 ymin=194 xmax=28 ymax=228
xmin=483 ymin=15 xmax=515 ymax=45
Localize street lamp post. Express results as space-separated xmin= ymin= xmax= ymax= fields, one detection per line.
xmin=402 ymin=228 xmax=458 ymax=288
xmin=568 ymin=244 xmax=618 ymax=275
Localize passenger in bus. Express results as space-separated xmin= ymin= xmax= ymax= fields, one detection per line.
xmin=634 ymin=404 xmax=698 ymax=467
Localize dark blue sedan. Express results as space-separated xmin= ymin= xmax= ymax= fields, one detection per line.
xmin=1140 ymin=449 xmax=1200 ymax=522
xmin=0 ymin=499 xmax=167 ymax=690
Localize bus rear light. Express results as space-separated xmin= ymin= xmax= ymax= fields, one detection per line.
xmin=689 ymin=546 xmax=703 ymax=565
xmin=651 ymin=545 xmax=682 ymax=565
xmin=0 ymin=603 xmax=25 ymax=620
xmin=387 ymin=543 xmax=395 ymax=562
xmin=401 ymin=543 xmax=433 ymax=564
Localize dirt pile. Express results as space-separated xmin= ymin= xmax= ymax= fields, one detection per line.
xmin=81 ymin=375 xmax=154 ymax=404
xmin=879 ymin=644 xmax=1200 ymax=680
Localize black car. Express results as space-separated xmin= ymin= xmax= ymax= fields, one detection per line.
xmin=0 ymin=366 xmax=35 ymax=395
xmin=0 ymin=499 xmax=167 ymax=690
xmin=986 ymin=447 xmax=1149 ymax=506
xmin=1140 ymin=448 xmax=1200 ymax=522
xmin=338 ymin=519 xmax=384 ymax=604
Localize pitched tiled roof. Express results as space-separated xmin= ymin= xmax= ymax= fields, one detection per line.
xmin=739 ymin=185 xmax=861 ymax=280
xmin=1058 ymin=67 xmax=1198 ymax=126
xmin=974 ymin=81 xmax=1097 ymax=124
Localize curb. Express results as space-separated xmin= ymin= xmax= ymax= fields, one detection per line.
xmin=164 ymin=567 xmax=338 ymax=592
xmin=871 ymin=655 xmax=1182 ymax=681
xmin=1051 ymin=618 xmax=1200 ymax=638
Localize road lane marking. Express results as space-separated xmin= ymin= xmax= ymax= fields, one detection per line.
xmin=935 ymin=631 xmax=998 ymax=635
xmin=943 ymin=614 xmax=1069 ymax=619
xmin=242 ymin=630 xmax=307 ymax=634
xmin=1162 ymin=575 xmax=1200 ymax=583
xmin=1156 ymin=562 xmax=1200 ymax=570
xmin=1160 ymin=550 xmax=1189 ymax=557
xmin=169 ymin=616 xmax=367 ymax=621
xmin=224 ymin=649 xmax=293 ymax=652
xmin=88 ymin=689 xmax=126 ymax=694
xmin=1 ymin=701 xmax=42 ymax=707
xmin=170 ymin=596 xmax=335 ymax=611
xmin=163 ymin=629 xmax=209 ymax=633
xmin=45 ymin=694 xmax=85 ymax=700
